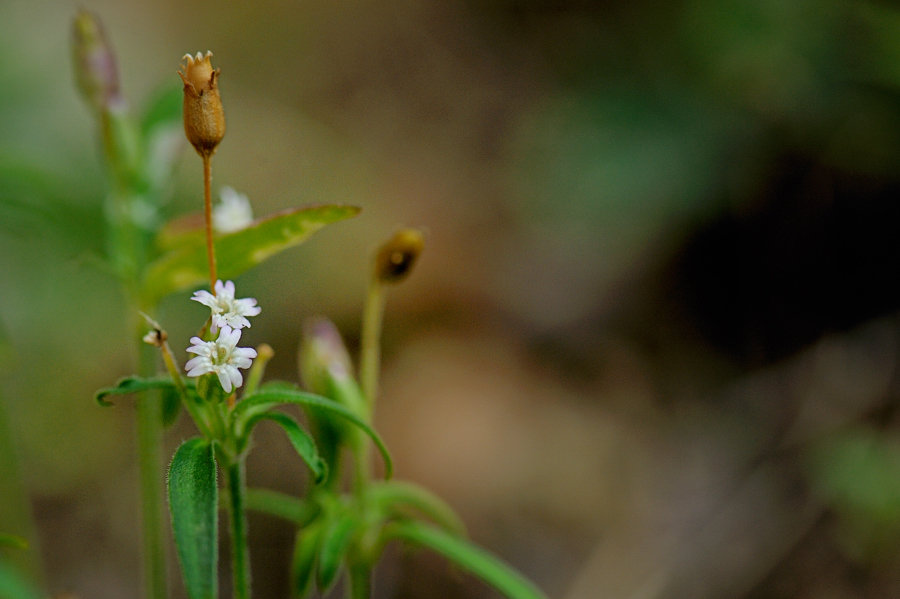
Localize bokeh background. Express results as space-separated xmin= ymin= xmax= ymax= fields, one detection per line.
xmin=5 ymin=0 xmax=900 ymax=597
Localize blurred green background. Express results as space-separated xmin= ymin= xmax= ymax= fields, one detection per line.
xmin=7 ymin=0 xmax=900 ymax=597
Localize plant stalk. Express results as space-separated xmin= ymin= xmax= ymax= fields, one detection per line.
xmin=348 ymin=563 xmax=372 ymax=599
xmin=203 ymin=155 xmax=218 ymax=293
xmin=137 ymin=336 xmax=167 ymax=599
xmin=359 ymin=278 xmax=385 ymax=407
xmin=226 ymin=458 xmax=252 ymax=599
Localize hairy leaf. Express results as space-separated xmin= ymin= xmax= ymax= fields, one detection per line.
xmin=168 ymin=438 xmax=218 ymax=599
xmin=141 ymin=205 xmax=360 ymax=304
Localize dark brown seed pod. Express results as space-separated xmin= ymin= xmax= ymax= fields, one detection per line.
xmin=374 ymin=229 xmax=425 ymax=284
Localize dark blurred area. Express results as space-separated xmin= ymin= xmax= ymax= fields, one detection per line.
xmin=5 ymin=0 xmax=900 ymax=597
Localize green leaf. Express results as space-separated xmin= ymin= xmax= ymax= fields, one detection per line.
xmin=168 ymin=438 xmax=218 ymax=599
xmin=141 ymin=204 xmax=360 ymax=304
xmin=95 ymin=376 xmax=178 ymax=407
xmin=0 ymin=561 xmax=40 ymax=599
xmin=316 ymin=512 xmax=358 ymax=594
xmin=244 ymin=489 xmax=319 ymax=526
xmin=140 ymin=82 xmax=186 ymax=193
xmin=0 ymin=535 xmax=27 ymax=551
xmin=162 ymin=385 xmax=183 ymax=428
xmin=232 ymin=390 xmax=392 ymax=479
xmin=246 ymin=412 xmax=327 ymax=484
xmin=371 ymin=481 xmax=466 ymax=537
xmin=292 ymin=519 xmax=325 ymax=599
xmin=382 ymin=521 xmax=547 ymax=599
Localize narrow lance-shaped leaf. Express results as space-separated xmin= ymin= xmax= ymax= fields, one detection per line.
xmin=95 ymin=376 xmax=186 ymax=427
xmin=244 ymin=412 xmax=328 ymax=484
xmin=371 ymin=481 xmax=466 ymax=537
xmin=95 ymin=376 xmax=178 ymax=406
xmin=168 ymin=438 xmax=218 ymax=599
xmin=316 ymin=512 xmax=358 ymax=594
xmin=244 ymin=488 xmax=319 ymax=526
xmin=0 ymin=535 xmax=28 ymax=550
xmin=292 ymin=519 xmax=326 ymax=599
xmin=141 ymin=204 xmax=360 ymax=304
xmin=232 ymin=390 xmax=392 ymax=479
xmin=381 ymin=521 xmax=548 ymax=599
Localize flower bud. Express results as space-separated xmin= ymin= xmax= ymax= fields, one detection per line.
xmin=179 ymin=52 xmax=225 ymax=158
xmin=299 ymin=317 xmax=354 ymax=396
xmin=72 ymin=10 xmax=122 ymax=113
xmin=374 ymin=229 xmax=425 ymax=284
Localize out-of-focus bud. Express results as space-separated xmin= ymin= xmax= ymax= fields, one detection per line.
xmin=179 ymin=52 xmax=225 ymax=158
xmin=374 ymin=229 xmax=425 ymax=284
xmin=299 ymin=318 xmax=354 ymax=396
xmin=72 ymin=10 xmax=122 ymax=112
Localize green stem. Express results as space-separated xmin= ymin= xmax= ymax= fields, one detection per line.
xmin=137 ymin=338 xmax=166 ymax=599
xmin=359 ymin=278 xmax=385 ymax=407
xmin=226 ymin=459 xmax=251 ymax=599
xmin=348 ymin=563 xmax=371 ymax=599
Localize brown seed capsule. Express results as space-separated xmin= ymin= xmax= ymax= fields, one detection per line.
xmin=179 ymin=52 xmax=225 ymax=158
xmin=374 ymin=229 xmax=425 ymax=284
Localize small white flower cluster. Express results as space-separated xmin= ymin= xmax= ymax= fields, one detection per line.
xmin=186 ymin=280 xmax=260 ymax=393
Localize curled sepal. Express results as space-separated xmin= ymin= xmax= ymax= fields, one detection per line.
xmin=168 ymin=438 xmax=218 ymax=599
xmin=292 ymin=519 xmax=326 ymax=599
xmin=380 ymin=521 xmax=547 ymax=599
xmin=371 ymin=481 xmax=466 ymax=537
xmin=141 ymin=204 xmax=361 ymax=305
xmin=231 ymin=390 xmax=393 ymax=479
xmin=241 ymin=412 xmax=328 ymax=484
xmin=317 ymin=512 xmax=359 ymax=594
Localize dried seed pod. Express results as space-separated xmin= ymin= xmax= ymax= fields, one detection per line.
xmin=178 ymin=51 xmax=225 ymax=157
xmin=374 ymin=229 xmax=425 ymax=284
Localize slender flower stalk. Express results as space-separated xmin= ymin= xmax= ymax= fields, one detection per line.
xmin=179 ymin=51 xmax=226 ymax=295
xmin=360 ymin=229 xmax=424 ymax=406
xmin=204 ymin=157 xmax=217 ymax=292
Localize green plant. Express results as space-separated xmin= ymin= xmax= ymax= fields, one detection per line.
xmin=76 ymin=10 xmax=546 ymax=599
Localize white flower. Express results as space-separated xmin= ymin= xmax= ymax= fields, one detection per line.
xmin=213 ymin=186 xmax=253 ymax=233
xmin=185 ymin=326 xmax=258 ymax=393
xmin=192 ymin=280 xmax=261 ymax=332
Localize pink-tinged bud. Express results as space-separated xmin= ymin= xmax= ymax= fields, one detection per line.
xmin=374 ymin=229 xmax=425 ymax=284
xmin=178 ymin=52 xmax=225 ymax=158
xmin=72 ymin=10 xmax=122 ymax=112
xmin=299 ymin=317 xmax=354 ymax=396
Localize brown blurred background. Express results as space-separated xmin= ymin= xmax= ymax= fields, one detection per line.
xmin=5 ymin=0 xmax=900 ymax=597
